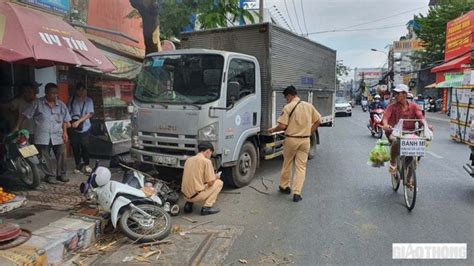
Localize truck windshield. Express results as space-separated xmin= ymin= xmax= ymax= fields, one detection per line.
xmin=134 ymin=54 xmax=224 ymax=105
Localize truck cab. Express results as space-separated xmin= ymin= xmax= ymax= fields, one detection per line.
xmin=130 ymin=49 xmax=262 ymax=186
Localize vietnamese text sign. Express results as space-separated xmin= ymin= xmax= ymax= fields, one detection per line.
xmin=445 ymin=10 xmax=474 ymax=60
xmin=20 ymin=0 xmax=69 ymax=14
xmin=393 ymin=243 xmax=467 ymax=259
xmin=400 ymin=138 xmax=425 ymax=156
xmin=393 ymin=39 xmax=424 ymax=52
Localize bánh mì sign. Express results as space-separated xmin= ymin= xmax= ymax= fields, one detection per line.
xmin=400 ymin=138 xmax=426 ymax=157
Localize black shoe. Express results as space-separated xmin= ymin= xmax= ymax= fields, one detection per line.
xmin=201 ymin=207 xmax=220 ymax=216
xmin=293 ymin=194 xmax=303 ymax=202
xmin=278 ymin=186 xmax=291 ymax=194
xmin=44 ymin=175 xmax=57 ymax=184
xmin=56 ymin=175 xmax=69 ymax=183
xmin=184 ymin=202 xmax=194 ymax=213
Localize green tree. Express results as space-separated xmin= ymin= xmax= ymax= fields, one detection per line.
xmin=336 ymin=60 xmax=351 ymax=85
xmin=412 ymin=0 xmax=474 ymax=67
xmin=129 ymin=0 xmax=256 ymax=54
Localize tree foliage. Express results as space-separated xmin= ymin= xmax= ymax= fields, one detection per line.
xmin=336 ymin=60 xmax=351 ymax=85
xmin=413 ymin=0 xmax=474 ymax=67
xmin=129 ymin=0 xmax=256 ymax=53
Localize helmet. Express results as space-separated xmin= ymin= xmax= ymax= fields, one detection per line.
xmin=93 ymin=166 xmax=111 ymax=187
xmin=374 ymin=94 xmax=381 ymax=99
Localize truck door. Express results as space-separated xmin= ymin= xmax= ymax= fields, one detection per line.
xmin=221 ymin=57 xmax=260 ymax=163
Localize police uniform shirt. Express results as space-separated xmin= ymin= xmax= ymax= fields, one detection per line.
xmin=278 ymin=97 xmax=321 ymax=137
xmin=181 ymin=153 xmax=215 ymax=198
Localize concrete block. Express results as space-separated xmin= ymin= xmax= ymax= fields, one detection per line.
xmin=48 ymin=217 xmax=96 ymax=248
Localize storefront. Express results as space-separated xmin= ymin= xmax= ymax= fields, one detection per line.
xmin=430 ymin=10 xmax=473 ymax=144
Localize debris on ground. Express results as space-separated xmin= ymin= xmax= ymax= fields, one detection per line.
xmin=238 ymin=258 xmax=248 ymax=264
xmin=248 ymin=185 xmax=269 ymax=195
xmin=180 ymin=216 xmax=198 ymax=223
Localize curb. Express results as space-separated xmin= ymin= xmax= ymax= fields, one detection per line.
xmin=0 ymin=215 xmax=105 ymax=265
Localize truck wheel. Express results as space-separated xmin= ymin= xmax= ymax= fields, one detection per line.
xmin=225 ymin=141 xmax=257 ymax=188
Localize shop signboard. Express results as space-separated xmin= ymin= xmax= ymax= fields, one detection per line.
xmin=392 ymin=39 xmax=424 ymax=52
xmin=240 ymin=0 xmax=259 ymax=9
xmin=445 ymin=10 xmax=474 ymax=60
xmin=20 ymin=0 xmax=70 ymax=14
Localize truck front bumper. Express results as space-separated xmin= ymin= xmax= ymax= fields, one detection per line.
xmin=130 ymin=148 xmax=189 ymax=168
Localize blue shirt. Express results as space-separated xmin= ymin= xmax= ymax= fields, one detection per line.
xmin=23 ymin=97 xmax=71 ymax=145
xmin=67 ymin=96 xmax=94 ymax=133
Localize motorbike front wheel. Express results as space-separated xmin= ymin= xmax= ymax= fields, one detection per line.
xmin=118 ymin=203 xmax=171 ymax=242
xmin=17 ymin=157 xmax=40 ymax=189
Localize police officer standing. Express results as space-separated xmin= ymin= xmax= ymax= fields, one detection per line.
xmin=268 ymin=86 xmax=321 ymax=202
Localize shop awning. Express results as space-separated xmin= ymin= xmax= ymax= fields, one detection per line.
xmin=0 ymin=0 xmax=115 ymax=72
xmin=431 ymin=54 xmax=471 ymax=73
xmin=424 ymin=82 xmax=437 ymax=89
xmin=84 ymin=49 xmax=142 ymax=79
xmin=436 ymin=75 xmax=464 ymax=88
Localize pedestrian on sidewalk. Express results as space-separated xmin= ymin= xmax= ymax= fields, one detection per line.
xmin=268 ymin=86 xmax=321 ymax=202
xmin=68 ymin=83 xmax=94 ymax=174
xmin=16 ymin=83 xmax=71 ymax=183
xmin=10 ymin=82 xmax=40 ymax=140
xmin=181 ymin=142 xmax=223 ymax=215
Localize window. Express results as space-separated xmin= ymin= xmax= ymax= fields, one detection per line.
xmin=226 ymin=59 xmax=255 ymax=107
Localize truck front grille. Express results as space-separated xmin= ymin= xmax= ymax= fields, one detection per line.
xmin=138 ymin=131 xmax=197 ymax=156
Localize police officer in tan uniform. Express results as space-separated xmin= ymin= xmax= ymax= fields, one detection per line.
xmin=268 ymin=86 xmax=321 ymax=202
xmin=181 ymin=142 xmax=223 ymax=215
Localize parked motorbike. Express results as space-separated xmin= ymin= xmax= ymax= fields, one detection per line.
xmin=80 ymin=162 xmax=172 ymax=242
xmin=428 ymin=98 xmax=436 ymax=112
xmin=0 ymin=130 xmax=41 ymax=189
xmin=367 ymin=108 xmax=384 ymax=138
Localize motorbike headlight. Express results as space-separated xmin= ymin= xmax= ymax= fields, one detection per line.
xmin=198 ymin=122 xmax=218 ymax=141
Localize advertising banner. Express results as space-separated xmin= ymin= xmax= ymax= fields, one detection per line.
xmin=20 ymin=0 xmax=69 ymax=14
xmin=445 ymin=10 xmax=474 ymax=60
xmin=392 ymin=39 xmax=424 ymax=52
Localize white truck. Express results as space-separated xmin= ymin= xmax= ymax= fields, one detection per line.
xmin=130 ymin=23 xmax=336 ymax=187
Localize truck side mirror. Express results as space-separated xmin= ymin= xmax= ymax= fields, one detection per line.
xmin=227 ymin=81 xmax=240 ymax=107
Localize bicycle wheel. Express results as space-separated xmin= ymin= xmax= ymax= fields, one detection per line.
xmin=391 ymin=164 xmax=401 ymax=192
xmin=403 ymin=157 xmax=417 ymax=211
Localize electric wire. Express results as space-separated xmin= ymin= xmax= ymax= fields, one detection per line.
xmin=307 ymin=24 xmax=406 ymax=35
xmin=300 ymin=0 xmax=309 ymax=35
xmin=283 ymin=0 xmax=298 ymax=34
xmin=291 ymin=0 xmax=304 ymax=35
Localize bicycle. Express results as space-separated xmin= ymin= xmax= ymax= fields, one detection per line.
xmin=390 ymin=119 xmax=432 ymax=211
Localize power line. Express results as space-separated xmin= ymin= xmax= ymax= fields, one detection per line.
xmin=272 ymin=5 xmax=293 ymax=31
xmin=283 ymin=0 xmax=297 ymax=33
xmin=290 ymin=0 xmax=304 ymax=34
xmin=300 ymin=0 xmax=309 ymax=35
xmin=339 ymin=5 xmax=428 ymax=30
xmin=306 ymin=24 xmax=406 ymax=35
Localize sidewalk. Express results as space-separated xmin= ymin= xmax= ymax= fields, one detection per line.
xmin=0 ymin=157 xmax=121 ymax=265
xmin=425 ymin=111 xmax=450 ymax=123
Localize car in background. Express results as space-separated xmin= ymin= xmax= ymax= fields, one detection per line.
xmin=335 ymin=98 xmax=352 ymax=116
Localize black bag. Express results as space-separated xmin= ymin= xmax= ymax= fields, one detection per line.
xmin=70 ymin=96 xmax=86 ymax=131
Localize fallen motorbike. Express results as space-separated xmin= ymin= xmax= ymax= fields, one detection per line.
xmin=80 ymin=162 xmax=172 ymax=242
xmin=0 ymin=130 xmax=41 ymax=189
xmin=367 ymin=108 xmax=384 ymax=138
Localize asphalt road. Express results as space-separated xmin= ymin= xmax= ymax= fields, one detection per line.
xmin=186 ymin=107 xmax=474 ymax=265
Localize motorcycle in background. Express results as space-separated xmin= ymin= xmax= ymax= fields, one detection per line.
xmin=0 ymin=130 xmax=41 ymax=189
xmin=361 ymin=99 xmax=368 ymax=112
xmin=367 ymin=108 xmax=384 ymax=138
xmin=80 ymin=162 xmax=172 ymax=242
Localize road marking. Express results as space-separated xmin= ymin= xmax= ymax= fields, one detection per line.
xmin=426 ymin=150 xmax=443 ymax=159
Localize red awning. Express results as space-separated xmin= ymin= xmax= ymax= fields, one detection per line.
xmin=431 ymin=54 xmax=471 ymax=73
xmin=0 ymin=0 xmax=115 ymax=72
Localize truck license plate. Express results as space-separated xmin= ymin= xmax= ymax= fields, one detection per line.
xmin=18 ymin=145 xmax=39 ymax=158
xmin=400 ymin=138 xmax=425 ymax=157
xmin=153 ymin=155 xmax=177 ymax=165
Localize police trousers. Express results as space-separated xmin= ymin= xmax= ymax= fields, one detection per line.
xmin=280 ymin=137 xmax=310 ymax=195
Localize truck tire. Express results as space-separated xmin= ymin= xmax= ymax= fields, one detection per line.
xmin=224 ymin=141 xmax=257 ymax=188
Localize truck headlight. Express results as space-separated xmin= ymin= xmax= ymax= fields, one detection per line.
xmin=198 ymin=123 xmax=218 ymax=141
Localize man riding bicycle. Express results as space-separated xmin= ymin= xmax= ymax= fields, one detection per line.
xmin=382 ymin=84 xmax=425 ymax=175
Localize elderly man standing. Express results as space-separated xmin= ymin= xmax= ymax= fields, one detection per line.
xmin=268 ymin=86 xmax=321 ymax=202
xmin=16 ymin=83 xmax=71 ymax=183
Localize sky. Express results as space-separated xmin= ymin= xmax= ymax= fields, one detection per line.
xmin=264 ymin=0 xmax=430 ymax=81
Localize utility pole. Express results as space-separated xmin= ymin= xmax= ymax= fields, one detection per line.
xmin=259 ymin=0 xmax=264 ymax=23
